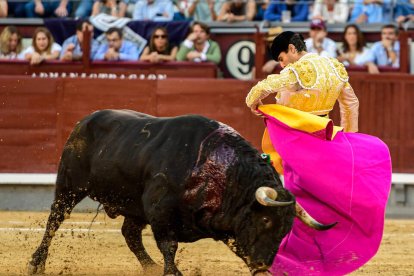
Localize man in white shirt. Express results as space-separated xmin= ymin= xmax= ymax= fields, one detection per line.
xmin=305 ymin=18 xmax=337 ymax=58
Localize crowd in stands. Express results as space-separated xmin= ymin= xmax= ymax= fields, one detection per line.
xmin=0 ymin=1 xmax=413 ymax=75
xmin=0 ymin=0 xmax=413 ymax=24
xmin=0 ymin=20 xmax=222 ymax=65
xmin=260 ymin=18 xmax=401 ymax=74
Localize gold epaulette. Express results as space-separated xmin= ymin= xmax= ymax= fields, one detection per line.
xmin=327 ymin=57 xmax=349 ymax=82
xmin=283 ymin=59 xmax=317 ymax=89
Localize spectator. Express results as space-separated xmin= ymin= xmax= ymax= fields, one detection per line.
xmin=20 ymin=27 xmax=61 ymax=65
xmin=91 ymin=0 xmax=127 ymax=17
xmin=173 ymin=0 xmax=188 ymax=20
xmin=348 ymin=0 xmax=392 ymax=23
xmin=0 ymin=0 xmax=6 ymax=17
xmin=217 ymin=0 xmax=256 ymax=22
xmin=181 ymin=0 xmax=222 ymax=21
xmin=264 ymin=0 xmax=309 ymax=22
xmin=395 ymin=0 xmax=414 ymax=26
xmin=24 ymin=0 xmax=72 ymax=18
xmin=305 ymin=18 xmax=337 ymax=57
xmin=93 ymin=27 xmax=139 ymax=61
xmin=337 ymin=24 xmax=370 ymax=66
xmin=7 ymin=0 xmax=28 ymax=17
xmin=74 ymin=0 xmax=94 ymax=18
xmin=254 ymin=0 xmax=269 ymax=21
xmin=140 ymin=27 xmax=178 ymax=62
xmin=133 ymin=0 xmax=174 ymax=21
xmin=311 ymin=0 xmax=349 ymax=23
xmin=122 ymin=0 xmax=137 ymax=17
xmin=176 ymin=21 xmax=221 ymax=64
xmin=60 ymin=19 xmax=99 ymax=61
xmin=0 ymin=26 xmax=23 ymax=59
xmin=365 ymin=24 xmax=399 ymax=74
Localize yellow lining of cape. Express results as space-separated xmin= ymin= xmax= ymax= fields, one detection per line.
xmin=259 ymin=104 xmax=343 ymax=140
xmin=259 ymin=104 xmax=343 ymax=175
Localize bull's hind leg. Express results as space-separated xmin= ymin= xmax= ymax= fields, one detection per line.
xmin=28 ymin=192 xmax=85 ymax=274
xmin=121 ymin=217 xmax=161 ymax=273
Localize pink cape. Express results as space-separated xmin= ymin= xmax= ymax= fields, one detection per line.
xmin=262 ymin=109 xmax=392 ymax=275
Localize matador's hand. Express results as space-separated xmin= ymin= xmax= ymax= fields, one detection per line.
xmin=250 ymin=100 xmax=264 ymax=118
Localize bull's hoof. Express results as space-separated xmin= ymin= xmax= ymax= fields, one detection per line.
xmin=164 ymin=270 xmax=183 ymax=276
xmin=27 ymin=261 xmax=45 ymax=275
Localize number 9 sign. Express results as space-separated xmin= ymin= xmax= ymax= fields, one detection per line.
xmin=225 ymin=40 xmax=256 ymax=80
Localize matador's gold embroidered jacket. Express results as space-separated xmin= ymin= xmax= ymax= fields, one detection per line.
xmin=246 ymin=53 xmax=359 ymax=132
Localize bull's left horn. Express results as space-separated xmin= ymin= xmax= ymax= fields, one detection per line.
xmin=295 ymin=203 xmax=337 ymax=230
xmin=255 ymin=187 xmax=294 ymax=207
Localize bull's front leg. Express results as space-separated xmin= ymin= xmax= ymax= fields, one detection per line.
xmin=143 ymin=176 xmax=182 ymax=276
xmin=121 ymin=217 xmax=161 ymax=273
xmin=153 ymin=232 xmax=181 ymax=276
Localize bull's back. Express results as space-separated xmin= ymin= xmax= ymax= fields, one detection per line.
xmin=61 ymin=110 xmax=219 ymax=192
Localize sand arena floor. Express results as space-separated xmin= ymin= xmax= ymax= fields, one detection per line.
xmin=0 ymin=211 xmax=413 ymax=276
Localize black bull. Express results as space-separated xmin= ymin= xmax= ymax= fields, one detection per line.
xmin=28 ymin=110 xmax=334 ymax=275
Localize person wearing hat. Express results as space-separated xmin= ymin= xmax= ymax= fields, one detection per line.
xmin=305 ymin=18 xmax=337 ymax=58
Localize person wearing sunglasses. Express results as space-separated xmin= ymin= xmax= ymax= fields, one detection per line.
xmin=140 ymin=27 xmax=178 ymax=63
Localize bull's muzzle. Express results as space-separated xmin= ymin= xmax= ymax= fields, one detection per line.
xmin=255 ymin=187 xmax=294 ymax=207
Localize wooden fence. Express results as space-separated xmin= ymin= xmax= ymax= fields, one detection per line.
xmin=0 ymin=74 xmax=413 ymax=173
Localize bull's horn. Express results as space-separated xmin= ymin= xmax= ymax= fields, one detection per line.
xmin=295 ymin=203 xmax=337 ymax=230
xmin=255 ymin=187 xmax=294 ymax=207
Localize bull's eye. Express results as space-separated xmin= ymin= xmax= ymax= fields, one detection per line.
xmin=262 ymin=216 xmax=272 ymax=228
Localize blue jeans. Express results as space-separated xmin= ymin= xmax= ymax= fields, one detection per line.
xmin=8 ymin=1 xmax=28 ymax=17
xmin=74 ymin=0 xmax=93 ymax=19
xmin=25 ymin=0 xmax=72 ymax=18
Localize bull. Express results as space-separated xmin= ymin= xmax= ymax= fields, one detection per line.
xmin=28 ymin=110 xmax=334 ymax=275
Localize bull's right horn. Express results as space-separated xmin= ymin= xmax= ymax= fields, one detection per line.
xmin=255 ymin=187 xmax=294 ymax=207
xmin=295 ymin=203 xmax=337 ymax=230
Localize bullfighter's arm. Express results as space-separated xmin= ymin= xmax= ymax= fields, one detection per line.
xmin=338 ymin=82 xmax=359 ymax=132
xmin=246 ymin=69 xmax=297 ymax=110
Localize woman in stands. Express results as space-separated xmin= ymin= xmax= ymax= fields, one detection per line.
xmin=0 ymin=26 xmax=23 ymax=59
xmin=20 ymin=27 xmax=61 ymax=65
xmin=140 ymin=27 xmax=178 ymax=63
xmin=337 ymin=24 xmax=371 ymax=67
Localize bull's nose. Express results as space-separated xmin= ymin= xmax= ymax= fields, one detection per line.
xmin=251 ymin=261 xmax=270 ymax=276
xmin=253 ymin=260 xmax=269 ymax=270
xmin=256 ymin=261 xmax=265 ymax=267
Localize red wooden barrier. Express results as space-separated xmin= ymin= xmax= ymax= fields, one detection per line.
xmin=0 ymin=75 xmax=413 ymax=173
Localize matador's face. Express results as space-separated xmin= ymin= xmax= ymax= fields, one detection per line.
xmin=277 ymin=45 xmax=299 ymax=68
